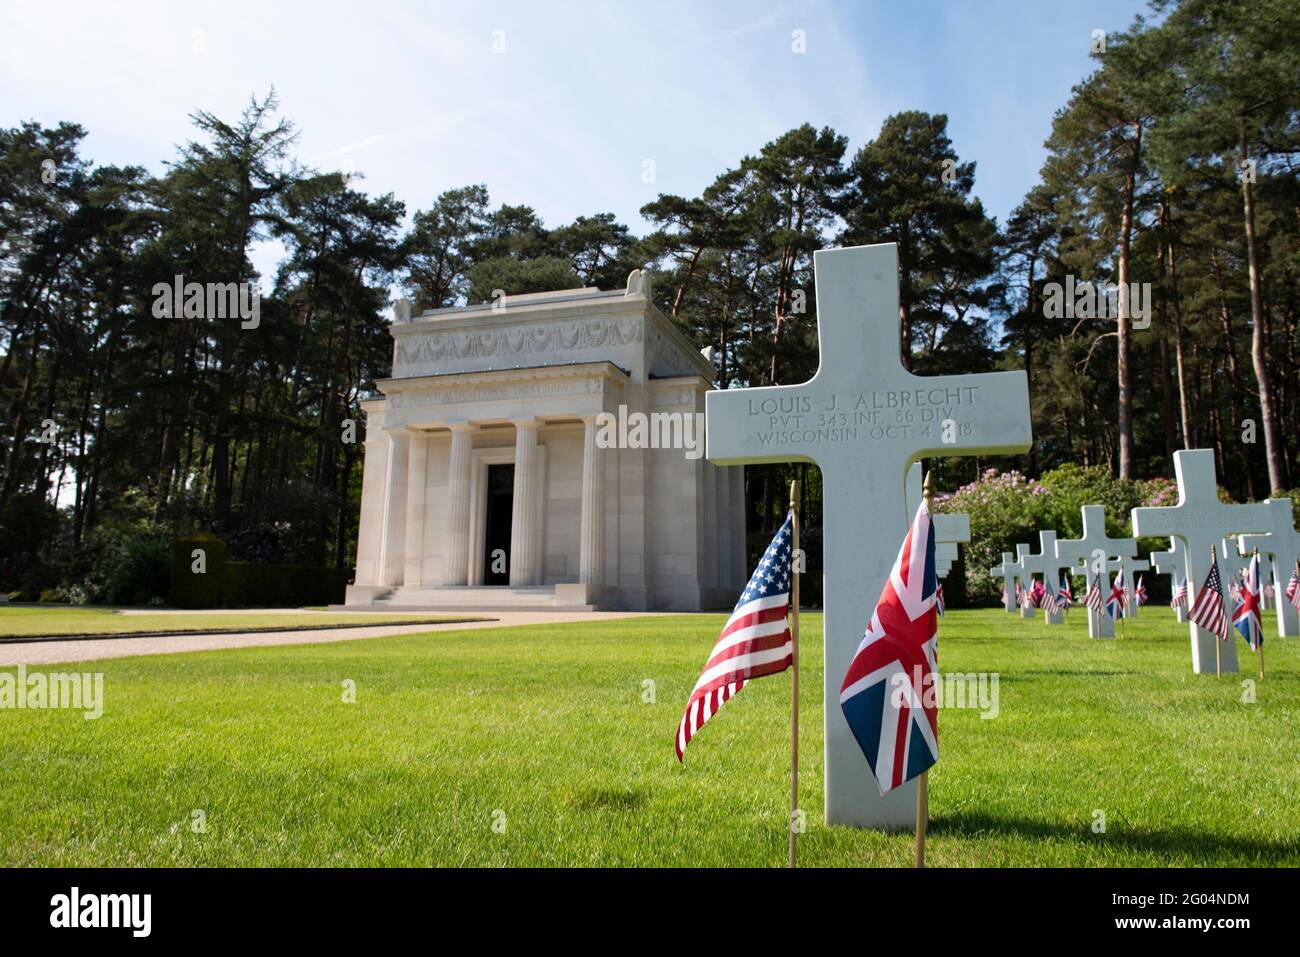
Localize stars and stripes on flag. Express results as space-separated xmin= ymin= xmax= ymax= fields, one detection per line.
xmin=1107 ymin=569 xmax=1126 ymax=620
xmin=1085 ymin=573 xmax=1106 ymax=616
xmin=1135 ymin=575 xmax=1147 ymax=607
xmin=839 ymin=500 xmax=939 ymax=796
xmin=1171 ymin=580 xmax=1189 ymax=609
xmin=1233 ymin=553 xmax=1263 ymax=651
xmin=675 ymin=512 xmax=793 ymax=761
xmin=1288 ymin=565 xmax=1300 ymax=611
xmin=1188 ymin=557 xmax=1231 ymax=642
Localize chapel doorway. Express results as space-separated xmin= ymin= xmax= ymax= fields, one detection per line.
xmin=482 ymin=463 xmax=514 ymax=584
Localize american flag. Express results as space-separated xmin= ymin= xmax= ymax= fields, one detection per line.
xmin=1041 ymin=587 xmax=1060 ymax=615
xmin=839 ymin=500 xmax=939 ymax=795
xmin=1233 ymin=554 xmax=1263 ymax=650
xmin=1188 ymin=556 xmax=1231 ymax=642
xmin=1135 ymin=575 xmax=1147 ymax=607
xmin=1288 ymin=562 xmax=1300 ymax=611
xmin=1171 ymin=580 xmax=1189 ymax=609
xmin=1107 ymin=568 xmax=1126 ymax=620
xmin=1014 ymin=580 xmax=1023 ymax=605
xmin=1085 ymin=572 xmax=1105 ymax=615
xmin=675 ymin=513 xmax=793 ymax=761
xmin=1059 ymin=575 xmax=1073 ymax=608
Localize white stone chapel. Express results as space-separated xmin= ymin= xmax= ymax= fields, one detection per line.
xmin=345 ymin=271 xmax=747 ymax=611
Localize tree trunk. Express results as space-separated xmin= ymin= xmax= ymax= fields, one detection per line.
xmin=1239 ymin=124 xmax=1286 ymax=494
xmin=1115 ymin=125 xmax=1140 ymax=479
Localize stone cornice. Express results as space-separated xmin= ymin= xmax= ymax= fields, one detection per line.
xmin=375 ymin=361 xmax=628 ymax=411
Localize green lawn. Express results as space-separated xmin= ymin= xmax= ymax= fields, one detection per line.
xmin=1 ymin=608 xmax=1297 ymax=866
xmin=0 ymin=606 xmax=484 ymax=637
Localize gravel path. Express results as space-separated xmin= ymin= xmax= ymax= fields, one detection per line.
xmin=0 ymin=611 xmax=674 ymax=666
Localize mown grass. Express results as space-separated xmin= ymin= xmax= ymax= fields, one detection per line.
xmin=1 ymin=608 xmax=1296 ymax=866
xmin=0 ymin=606 xmax=482 ymax=637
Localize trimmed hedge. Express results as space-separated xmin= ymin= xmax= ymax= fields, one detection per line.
xmin=219 ymin=562 xmax=350 ymax=608
xmin=168 ymin=533 xmax=349 ymax=608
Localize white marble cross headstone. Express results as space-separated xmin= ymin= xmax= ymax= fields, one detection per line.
xmin=1014 ymin=543 xmax=1037 ymax=619
xmin=1150 ymin=538 xmax=1187 ymax=623
xmin=1131 ymin=449 xmax=1271 ymax=674
xmin=990 ymin=551 xmax=1019 ymax=613
xmin=1018 ymin=530 xmax=1070 ymax=624
xmin=705 ymin=242 xmax=1031 ymax=830
xmin=1054 ymin=505 xmax=1136 ymax=639
xmin=1238 ymin=498 xmax=1300 ymax=637
xmin=905 ymin=463 xmax=969 ymax=580
xmin=1118 ymin=555 xmax=1150 ymax=618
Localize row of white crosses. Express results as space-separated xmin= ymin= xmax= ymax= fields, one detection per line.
xmin=1130 ymin=449 xmax=1300 ymax=674
xmin=1054 ymin=505 xmax=1140 ymax=639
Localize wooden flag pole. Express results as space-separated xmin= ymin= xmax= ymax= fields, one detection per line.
xmin=1254 ymin=548 xmax=1263 ymax=680
xmin=1212 ymin=545 xmax=1221 ymax=678
xmin=915 ymin=471 xmax=936 ymax=870
xmin=788 ymin=480 xmax=801 ymax=869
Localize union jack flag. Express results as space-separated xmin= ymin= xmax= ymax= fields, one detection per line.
xmin=1107 ymin=568 xmax=1126 ymax=620
xmin=1059 ymin=575 xmax=1073 ymax=608
xmin=675 ymin=513 xmax=793 ymax=761
xmin=1171 ymin=580 xmax=1189 ymax=609
xmin=1288 ymin=563 xmax=1300 ymax=611
xmin=1135 ymin=575 xmax=1147 ymax=607
xmin=839 ymin=500 xmax=939 ymax=795
xmin=1233 ymin=553 xmax=1263 ymax=650
xmin=936 ymin=583 xmax=945 ymax=618
xmin=1188 ymin=556 xmax=1231 ymax=642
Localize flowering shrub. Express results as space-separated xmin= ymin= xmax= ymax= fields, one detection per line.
xmin=940 ymin=464 xmax=1178 ymax=605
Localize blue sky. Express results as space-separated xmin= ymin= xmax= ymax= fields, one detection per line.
xmin=2 ymin=0 xmax=1152 ymax=280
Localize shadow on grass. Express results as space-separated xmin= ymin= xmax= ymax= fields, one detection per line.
xmin=1010 ymin=670 xmax=1137 ymax=678
xmin=930 ymin=809 xmax=1300 ymax=863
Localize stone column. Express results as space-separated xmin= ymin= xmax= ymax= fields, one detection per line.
xmin=702 ymin=462 xmax=718 ymax=590
xmin=444 ymin=423 xmax=474 ymax=586
xmin=579 ymin=416 xmax=606 ymax=585
xmin=403 ymin=432 xmax=429 ymax=586
xmin=378 ymin=429 xmax=411 ymax=587
xmin=509 ymin=418 xmax=540 ymax=586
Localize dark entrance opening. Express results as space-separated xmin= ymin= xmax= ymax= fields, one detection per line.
xmin=483 ymin=463 xmax=514 ymax=585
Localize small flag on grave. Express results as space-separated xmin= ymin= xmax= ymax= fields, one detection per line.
xmin=1233 ymin=553 xmax=1263 ymax=652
